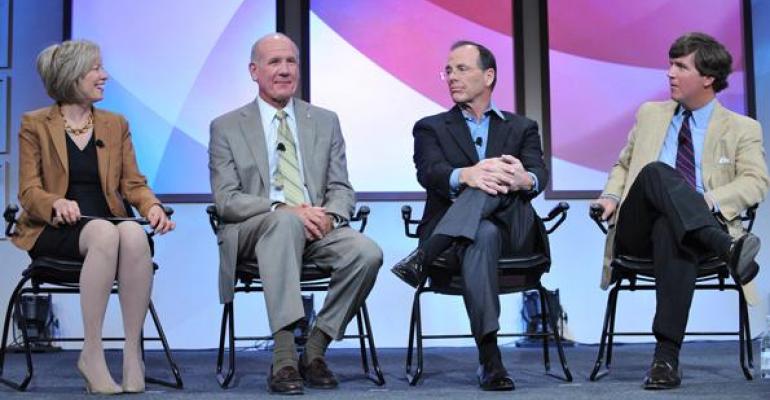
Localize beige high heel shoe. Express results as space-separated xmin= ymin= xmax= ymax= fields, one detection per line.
xmin=77 ymin=357 xmax=122 ymax=395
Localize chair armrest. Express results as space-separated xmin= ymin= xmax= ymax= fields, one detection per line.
xmin=589 ymin=203 xmax=759 ymax=236
xmin=588 ymin=203 xmax=609 ymax=235
xmin=543 ymin=202 xmax=570 ymax=235
xmin=742 ymin=204 xmax=758 ymax=232
xmin=206 ymin=204 xmax=220 ymax=234
xmin=400 ymin=205 xmax=420 ymax=239
xmin=350 ymin=205 xmax=370 ymax=234
xmin=204 ymin=204 xmax=372 ymax=235
xmin=4 ymin=204 xmax=19 ymax=237
xmin=161 ymin=205 xmax=174 ymax=217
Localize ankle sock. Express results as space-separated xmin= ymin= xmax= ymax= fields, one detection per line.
xmin=422 ymin=234 xmax=453 ymax=266
xmin=303 ymin=327 xmax=332 ymax=363
xmin=272 ymin=328 xmax=298 ymax=372
xmin=653 ymin=340 xmax=680 ymax=369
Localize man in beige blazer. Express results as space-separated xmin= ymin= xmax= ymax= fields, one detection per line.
xmin=208 ymin=33 xmax=382 ymax=395
xmin=593 ymin=32 xmax=769 ymax=390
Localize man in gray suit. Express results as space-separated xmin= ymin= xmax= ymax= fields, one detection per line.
xmin=208 ymin=33 xmax=382 ymax=395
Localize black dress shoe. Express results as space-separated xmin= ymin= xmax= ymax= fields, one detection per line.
xmin=727 ymin=233 xmax=761 ymax=285
xmin=267 ymin=365 xmax=304 ymax=395
xmin=299 ymin=355 xmax=338 ymax=389
xmin=391 ymin=249 xmax=424 ymax=288
xmin=477 ymin=364 xmax=514 ymax=391
xmin=643 ymin=360 xmax=681 ymax=390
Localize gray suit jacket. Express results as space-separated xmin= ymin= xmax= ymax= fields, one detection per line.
xmin=209 ymin=98 xmax=355 ymax=303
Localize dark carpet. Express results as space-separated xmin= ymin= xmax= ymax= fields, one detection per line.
xmin=1 ymin=341 xmax=768 ymax=399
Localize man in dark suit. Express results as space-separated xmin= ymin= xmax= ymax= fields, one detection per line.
xmin=411 ymin=40 xmax=548 ymax=391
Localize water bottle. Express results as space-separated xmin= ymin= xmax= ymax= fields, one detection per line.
xmin=762 ymin=315 xmax=770 ymax=379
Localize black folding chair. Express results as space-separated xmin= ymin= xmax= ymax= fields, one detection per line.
xmin=400 ymin=202 xmax=573 ymax=385
xmin=588 ymin=204 xmax=758 ymax=381
xmin=0 ymin=204 xmax=183 ymax=391
xmin=206 ymin=205 xmax=384 ymax=388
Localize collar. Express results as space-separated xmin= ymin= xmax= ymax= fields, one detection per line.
xmin=460 ymin=102 xmax=505 ymax=123
xmin=256 ymin=95 xmax=296 ymax=123
xmin=677 ymin=98 xmax=716 ymax=129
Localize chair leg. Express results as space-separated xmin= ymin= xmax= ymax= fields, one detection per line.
xmin=354 ymin=309 xmax=368 ymax=376
xmin=144 ymin=300 xmax=183 ymax=389
xmin=538 ymin=287 xmax=551 ymax=373
xmin=405 ymin=286 xmax=424 ymax=385
xmin=604 ymin=284 xmax=620 ymax=370
xmin=216 ymin=302 xmax=236 ymax=388
xmin=589 ymin=281 xmax=620 ymax=381
xmin=539 ymin=286 xmax=572 ymax=382
xmin=737 ymin=289 xmax=753 ymax=380
xmin=358 ymin=302 xmax=385 ymax=385
xmin=0 ymin=277 xmax=33 ymax=391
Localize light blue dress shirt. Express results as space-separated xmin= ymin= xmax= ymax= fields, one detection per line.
xmin=448 ymin=103 xmax=539 ymax=194
xmin=658 ymin=99 xmax=715 ymax=194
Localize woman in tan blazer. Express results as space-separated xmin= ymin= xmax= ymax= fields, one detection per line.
xmin=11 ymin=40 xmax=174 ymax=394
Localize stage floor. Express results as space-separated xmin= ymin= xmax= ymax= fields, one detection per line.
xmin=1 ymin=341 xmax=768 ymax=399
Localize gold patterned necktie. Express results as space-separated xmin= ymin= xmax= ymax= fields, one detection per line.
xmin=275 ymin=110 xmax=305 ymax=206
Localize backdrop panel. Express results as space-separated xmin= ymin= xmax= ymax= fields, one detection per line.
xmin=71 ymin=0 xmax=277 ymax=197
xmin=310 ymin=0 xmax=516 ymax=194
xmin=546 ymin=0 xmax=748 ymax=196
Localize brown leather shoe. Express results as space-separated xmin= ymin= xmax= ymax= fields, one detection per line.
xmin=299 ymin=355 xmax=338 ymax=389
xmin=267 ymin=365 xmax=304 ymax=395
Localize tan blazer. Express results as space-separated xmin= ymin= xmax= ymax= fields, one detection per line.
xmin=12 ymin=104 xmax=161 ymax=251
xmin=600 ymin=100 xmax=769 ymax=304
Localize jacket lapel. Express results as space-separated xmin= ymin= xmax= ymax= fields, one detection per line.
xmin=646 ymin=101 xmax=678 ymax=163
xmin=295 ymin=99 xmax=317 ymax=202
xmin=702 ymin=100 xmax=727 ymax=189
xmin=92 ymin=109 xmax=111 ymax=196
xmin=238 ymin=101 xmax=270 ymax=190
xmin=445 ymin=106 xmax=478 ymax=163
xmin=485 ymin=113 xmax=508 ymax=158
xmin=45 ymin=105 xmax=68 ymax=174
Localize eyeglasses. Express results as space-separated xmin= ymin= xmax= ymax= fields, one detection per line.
xmin=439 ymin=65 xmax=479 ymax=81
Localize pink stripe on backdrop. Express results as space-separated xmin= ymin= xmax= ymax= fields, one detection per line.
xmin=548 ymin=0 xmax=744 ymax=70
xmin=425 ymin=0 xmax=513 ymax=36
xmin=550 ymin=50 xmax=746 ymax=172
xmin=312 ymin=0 xmax=515 ymax=111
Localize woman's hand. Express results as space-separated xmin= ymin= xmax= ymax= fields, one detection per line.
xmin=147 ymin=204 xmax=175 ymax=234
xmin=52 ymin=198 xmax=81 ymax=225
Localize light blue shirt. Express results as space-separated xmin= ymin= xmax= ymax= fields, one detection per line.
xmin=448 ymin=103 xmax=539 ymax=194
xmin=256 ymin=96 xmax=309 ymax=204
xmin=658 ymin=99 xmax=716 ymax=194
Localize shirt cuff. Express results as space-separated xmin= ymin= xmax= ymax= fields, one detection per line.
xmin=526 ymin=172 xmax=539 ymax=193
xmin=326 ymin=212 xmax=345 ymax=228
xmin=705 ymin=192 xmax=720 ymax=212
xmin=449 ymin=168 xmax=462 ymax=196
xmin=270 ymin=201 xmax=284 ymax=211
xmin=600 ymin=193 xmax=621 ymax=203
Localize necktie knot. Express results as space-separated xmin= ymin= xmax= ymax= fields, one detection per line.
xmin=276 ymin=110 xmax=288 ymax=121
xmin=682 ymin=109 xmax=692 ymax=122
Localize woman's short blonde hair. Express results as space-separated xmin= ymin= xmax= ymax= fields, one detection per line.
xmin=35 ymin=40 xmax=101 ymax=104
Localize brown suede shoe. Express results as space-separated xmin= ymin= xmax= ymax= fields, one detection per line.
xmin=267 ymin=365 xmax=304 ymax=395
xmin=299 ymin=355 xmax=338 ymax=389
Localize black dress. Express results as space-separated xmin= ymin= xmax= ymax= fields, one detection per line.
xmin=29 ymin=133 xmax=113 ymax=260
